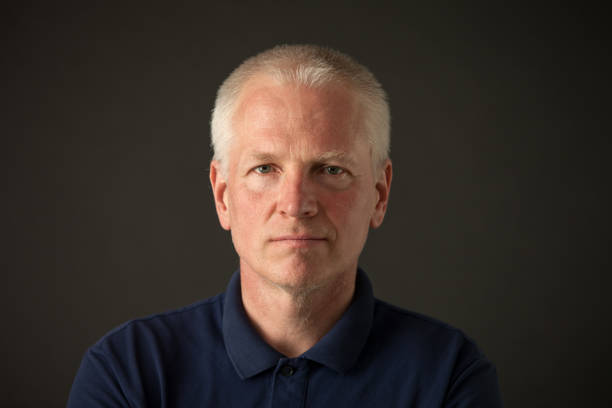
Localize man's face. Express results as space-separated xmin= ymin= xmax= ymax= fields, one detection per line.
xmin=210 ymin=76 xmax=391 ymax=292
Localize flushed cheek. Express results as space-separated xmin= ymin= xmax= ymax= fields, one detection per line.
xmin=321 ymin=191 xmax=373 ymax=233
xmin=228 ymin=187 xmax=270 ymax=240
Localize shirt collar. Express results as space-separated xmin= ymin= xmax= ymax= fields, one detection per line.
xmin=222 ymin=271 xmax=282 ymax=379
xmin=302 ymin=268 xmax=374 ymax=374
xmin=222 ymin=268 xmax=375 ymax=379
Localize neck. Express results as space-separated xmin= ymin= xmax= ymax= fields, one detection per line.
xmin=240 ymin=265 xmax=356 ymax=358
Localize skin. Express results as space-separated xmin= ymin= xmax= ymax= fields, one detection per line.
xmin=210 ymin=75 xmax=392 ymax=357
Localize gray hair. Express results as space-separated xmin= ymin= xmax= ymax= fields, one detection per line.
xmin=210 ymin=44 xmax=390 ymax=173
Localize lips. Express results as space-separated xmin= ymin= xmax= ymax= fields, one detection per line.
xmin=269 ymin=235 xmax=327 ymax=247
xmin=271 ymin=235 xmax=326 ymax=241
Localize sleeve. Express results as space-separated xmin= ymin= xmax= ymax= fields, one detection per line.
xmin=443 ymin=349 xmax=503 ymax=407
xmin=66 ymin=347 xmax=132 ymax=408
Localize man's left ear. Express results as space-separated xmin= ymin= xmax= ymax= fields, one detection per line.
xmin=370 ymin=159 xmax=392 ymax=228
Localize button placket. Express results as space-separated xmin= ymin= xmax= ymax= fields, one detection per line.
xmin=270 ymin=358 xmax=309 ymax=407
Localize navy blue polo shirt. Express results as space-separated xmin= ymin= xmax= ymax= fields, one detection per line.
xmin=67 ymin=269 xmax=502 ymax=407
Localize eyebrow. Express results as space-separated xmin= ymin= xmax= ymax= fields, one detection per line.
xmin=314 ymin=151 xmax=356 ymax=165
xmin=247 ymin=152 xmax=278 ymax=163
xmin=246 ymin=150 xmax=357 ymax=166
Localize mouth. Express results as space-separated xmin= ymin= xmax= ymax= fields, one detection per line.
xmin=270 ymin=235 xmax=327 ymax=247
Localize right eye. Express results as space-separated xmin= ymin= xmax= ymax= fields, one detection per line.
xmin=254 ymin=165 xmax=273 ymax=174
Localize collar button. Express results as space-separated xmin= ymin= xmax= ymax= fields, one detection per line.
xmin=280 ymin=365 xmax=295 ymax=377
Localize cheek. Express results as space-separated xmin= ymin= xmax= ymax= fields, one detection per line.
xmin=243 ymin=174 xmax=278 ymax=193
xmin=228 ymin=184 xmax=267 ymax=233
xmin=321 ymin=187 xmax=374 ymax=231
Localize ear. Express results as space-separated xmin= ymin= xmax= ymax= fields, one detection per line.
xmin=370 ymin=159 xmax=392 ymax=228
xmin=209 ymin=160 xmax=231 ymax=230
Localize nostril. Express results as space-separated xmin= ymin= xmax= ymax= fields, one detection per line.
xmin=278 ymin=193 xmax=317 ymax=218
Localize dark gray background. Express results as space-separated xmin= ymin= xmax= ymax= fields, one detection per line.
xmin=3 ymin=2 xmax=610 ymax=407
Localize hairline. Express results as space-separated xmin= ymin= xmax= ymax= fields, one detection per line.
xmin=211 ymin=45 xmax=390 ymax=176
xmin=220 ymin=76 xmax=385 ymax=175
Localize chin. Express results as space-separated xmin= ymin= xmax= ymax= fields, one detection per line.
xmin=273 ymin=260 xmax=341 ymax=292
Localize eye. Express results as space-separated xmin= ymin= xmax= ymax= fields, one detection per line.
xmin=324 ymin=166 xmax=344 ymax=175
xmin=254 ymin=164 xmax=274 ymax=174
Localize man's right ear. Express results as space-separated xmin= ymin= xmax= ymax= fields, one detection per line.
xmin=209 ymin=160 xmax=231 ymax=231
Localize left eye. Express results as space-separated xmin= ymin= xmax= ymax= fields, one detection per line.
xmin=324 ymin=166 xmax=344 ymax=175
xmin=254 ymin=165 xmax=274 ymax=174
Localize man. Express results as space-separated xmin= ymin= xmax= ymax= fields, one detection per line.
xmin=68 ymin=45 xmax=502 ymax=407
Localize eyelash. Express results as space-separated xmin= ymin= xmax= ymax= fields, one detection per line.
xmin=252 ymin=165 xmax=346 ymax=176
xmin=323 ymin=166 xmax=344 ymax=175
xmin=254 ymin=165 xmax=274 ymax=174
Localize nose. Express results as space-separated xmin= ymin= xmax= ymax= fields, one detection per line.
xmin=277 ymin=171 xmax=318 ymax=218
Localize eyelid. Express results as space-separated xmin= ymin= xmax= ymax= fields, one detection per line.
xmin=248 ymin=163 xmax=350 ymax=176
xmin=251 ymin=164 xmax=276 ymax=174
xmin=321 ymin=164 xmax=348 ymax=175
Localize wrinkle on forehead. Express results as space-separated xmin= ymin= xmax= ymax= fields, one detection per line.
xmin=229 ymin=76 xmax=368 ymax=167
xmin=235 ymin=77 xmax=361 ymax=134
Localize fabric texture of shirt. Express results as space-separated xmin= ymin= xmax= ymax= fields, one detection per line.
xmin=67 ymin=269 xmax=503 ymax=407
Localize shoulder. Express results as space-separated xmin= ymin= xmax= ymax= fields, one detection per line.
xmin=367 ymin=300 xmax=502 ymax=406
xmin=90 ymin=293 xmax=225 ymax=357
xmin=68 ymin=294 xmax=228 ymax=407
xmin=373 ymin=298 xmax=468 ymax=340
xmin=370 ymin=299 xmax=489 ymax=371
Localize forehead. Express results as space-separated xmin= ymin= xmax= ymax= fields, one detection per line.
xmin=231 ymin=76 xmax=364 ymax=153
xmin=238 ymin=75 xmax=355 ymax=114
